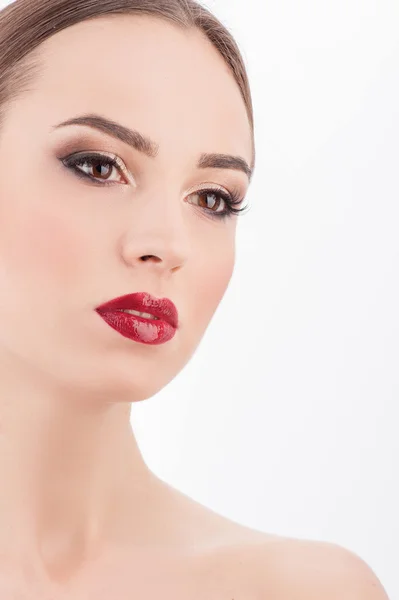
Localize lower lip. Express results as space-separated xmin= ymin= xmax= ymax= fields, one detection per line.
xmin=96 ymin=310 xmax=176 ymax=345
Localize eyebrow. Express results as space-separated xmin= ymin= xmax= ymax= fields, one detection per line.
xmin=52 ymin=113 xmax=253 ymax=181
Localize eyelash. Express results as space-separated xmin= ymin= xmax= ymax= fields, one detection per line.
xmin=60 ymin=151 xmax=249 ymax=221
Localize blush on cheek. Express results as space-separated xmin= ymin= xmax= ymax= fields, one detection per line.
xmin=2 ymin=207 xmax=85 ymax=297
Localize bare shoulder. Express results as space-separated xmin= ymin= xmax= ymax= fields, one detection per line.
xmin=232 ymin=535 xmax=390 ymax=600
xmin=150 ymin=479 xmax=389 ymax=599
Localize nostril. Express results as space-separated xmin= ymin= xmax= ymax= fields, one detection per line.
xmin=140 ymin=255 xmax=159 ymax=262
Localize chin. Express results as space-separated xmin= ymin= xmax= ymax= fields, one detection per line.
xmin=47 ymin=351 xmax=178 ymax=404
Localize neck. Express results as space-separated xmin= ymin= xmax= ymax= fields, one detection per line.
xmin=0 ymin=353 xmax=155 ymax=582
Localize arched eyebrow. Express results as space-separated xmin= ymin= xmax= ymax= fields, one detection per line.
xmin=52 ymin=113 xmax=253 ymax=181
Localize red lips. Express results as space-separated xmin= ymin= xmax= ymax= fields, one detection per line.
xmin=95 ymin=292 xmax=179 ymax=329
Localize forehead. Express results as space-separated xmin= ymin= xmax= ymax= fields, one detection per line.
xmin=27 ymin=15 xmax=252 ymax=166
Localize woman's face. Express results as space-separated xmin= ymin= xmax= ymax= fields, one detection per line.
xmin=0 ymin=15 xmax=252 ymax=402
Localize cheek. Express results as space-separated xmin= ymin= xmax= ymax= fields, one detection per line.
xmin=191 ymin=241 xmax=235 ymax=324
xmin=0 ymin=201 xmax=85 ymax=304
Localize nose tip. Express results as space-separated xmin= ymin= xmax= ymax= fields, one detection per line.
xmin=120 ymin=209 xmax=189 ymax=271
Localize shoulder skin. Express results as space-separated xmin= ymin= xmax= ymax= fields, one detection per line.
xmin=246 ymin=537 xmax=390 ymax=599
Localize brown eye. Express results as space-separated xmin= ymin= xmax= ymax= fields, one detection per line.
xmin=61 ymin=152 xmax=130 ymax=185
xmin=75 ymin=156 xmax=125 ymax=183
xmin=90 ymin=160 xmax=113 ymax=180
xmin=188 ymin=191 xmax=225 ymax=213
xmin=186 ymin=186 xmax=247 ymax=222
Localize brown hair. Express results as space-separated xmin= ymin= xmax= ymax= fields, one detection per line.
xmin=0 ymin=0 xmax=255 ymax=168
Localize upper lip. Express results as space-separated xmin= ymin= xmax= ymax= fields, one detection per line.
xmin=95 ymin=292 xmax=179 ymax=329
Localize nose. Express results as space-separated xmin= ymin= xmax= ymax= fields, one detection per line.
xmin=119 ymin=195 xmax=190 ymax=274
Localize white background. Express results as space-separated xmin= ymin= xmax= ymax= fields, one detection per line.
xmin=2 ymin=0 xmax=397 ymax=597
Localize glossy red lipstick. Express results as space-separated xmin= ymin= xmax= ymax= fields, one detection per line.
xmin=95 ymin=292 xmax=178 ymax=345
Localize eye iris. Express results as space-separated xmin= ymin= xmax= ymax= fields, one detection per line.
xmin=199 ymin=192 xmax=222 ymax=211
xmin=92 ymin=161 xmax=112 ymax=180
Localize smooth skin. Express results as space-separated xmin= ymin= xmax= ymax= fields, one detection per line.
xmin=0 ymin=14 xmax=389 ymax=599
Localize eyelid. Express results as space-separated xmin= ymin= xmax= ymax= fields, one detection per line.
xmin=186 ymin=181 xmax=233 ymax=198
